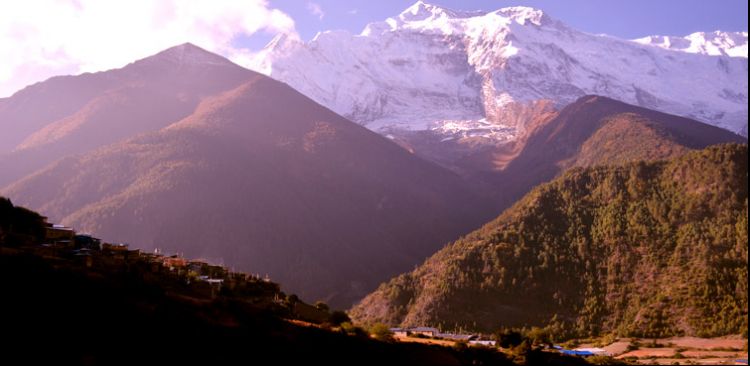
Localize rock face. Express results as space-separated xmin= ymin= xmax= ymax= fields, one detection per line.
xmin=251 ymin=1 xmax=748 ymax=140
xmin=2 ymin=72 xmax=496 ymax=308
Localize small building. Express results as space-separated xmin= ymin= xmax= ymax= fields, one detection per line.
xmin=140 ymin=253 xmax=163 ymax=262
xmin=556 ymin=345 xmax=609 ymax=357
xmin=573 ymin=348 xmax=609 ymax=356
xmin=51 ymin=240 xmax=75 ymax=249
xmin=560 ymin=349 xmax=596 ymax=357
xmin=102 ymin=243 xmax=129 ymax=252
xmin=73 ymin=249 xmax=93 ymax=268
xmin=205 ymin=265 xmax=226 ymax=278
xmin=187 ymin=260 xmax=208 ymax=274
xmin=45 ymin=224 xmax=75 ymax=243
xmin=103 ymin=243 xmax=140 ymax=262
xmin=438 ymin=333 xmax=477 ymax=342
xmin=409 ymin=327 xmax=439 ymax=337
xmin=75 ymin=234 xmax=101 ymax=250
xmin=470 ymin=340 xmax=497 ymax=347
xmin=162 ymin=256 xmax=187 ymax=269
xmin=390 ymin=328 xmax=409 ymax=337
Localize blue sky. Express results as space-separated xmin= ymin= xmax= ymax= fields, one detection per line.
xmin=250 ymin=0 xmax=748 ymax=48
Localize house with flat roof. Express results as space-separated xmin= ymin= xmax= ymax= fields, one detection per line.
xmin=74 ymin=234 xmax=101 ymax=250
xmin=409 ymin=327 xmax=440 ymax=337
xmin=44 ymin=224 xmax=75 ymax=243
xmin=390 ymin=328 xmax=409 ymax=337
xmin=437 ymin=333 xmax=477 ymax=341
xmin=470 ymin=340 xmax=497 ymax=347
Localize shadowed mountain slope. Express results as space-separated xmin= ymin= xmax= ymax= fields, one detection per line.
xmin=0 ymin=43 xmax=258 ymax=186
xmin=3 ymin=75 xmax=496 ymax=308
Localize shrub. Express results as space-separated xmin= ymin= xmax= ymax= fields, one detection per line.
xmin=495 ymin=328 xmax=524 ymax=348
xmin=329 ymin=310 xmax=351 ymax=326
xmin=370 ymin=323 xmax=393 ymax=342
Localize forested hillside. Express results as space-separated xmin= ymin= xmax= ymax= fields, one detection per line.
xmin=353 ymin=144 xmax=748 ymax=339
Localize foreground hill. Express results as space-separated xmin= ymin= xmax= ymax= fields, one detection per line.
xmin=2 ymin=74 xmax=495 ymax=308
xmin=352 ymin=144 xmax=748 ymax=339
xmin=2 ymin=198 xmax=532 ymax=366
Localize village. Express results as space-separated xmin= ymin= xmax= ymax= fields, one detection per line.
xmin=390 ymin=326 xmax=498 ymax=347
xmin=15 ymin=219 xmax=283 ymax=302
xmin=387 ymin=326 xmax=618 ymax=358
xmin=387 ymin=326 xmax=749 ymax=365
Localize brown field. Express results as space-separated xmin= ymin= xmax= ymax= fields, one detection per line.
xmin=391 ymin=333 xmax=748 ymax=365
xmin=393 ymin=334 xmax=458 ymax=347
xmin=611 ymin=335 xmax=747 ymax=365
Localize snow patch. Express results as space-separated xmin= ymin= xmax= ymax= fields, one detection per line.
xmin=248 ymin=2 xmax=748 ymax=139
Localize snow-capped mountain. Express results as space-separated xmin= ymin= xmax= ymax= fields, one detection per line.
xmin=634 ymin=31 xmax=748 ymax=58
xmin=250 ymin=1 xmax=748 ymax=139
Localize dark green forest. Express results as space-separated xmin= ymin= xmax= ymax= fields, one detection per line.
xmin=353 ymin=144 xmax=748 ymax=340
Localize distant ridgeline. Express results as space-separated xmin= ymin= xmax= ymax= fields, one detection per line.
xmin=353 ymin=144 xmax=749 ymax=339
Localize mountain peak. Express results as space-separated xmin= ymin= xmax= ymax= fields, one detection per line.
xmin=397 ymin=2 xmax=547 ymax=24
xmin=495 ymin=6 xmax=548 ymax=26
xmin=633 ymin=30 xmax=748 ymax=58
xmin=398 ymin=1 xmax=486 ymax=21
xmin=146 ymin=42 xmax=236 ymax=67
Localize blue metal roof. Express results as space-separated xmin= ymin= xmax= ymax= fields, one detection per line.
xmin=560 ymin=350 xmax=594 ymax=356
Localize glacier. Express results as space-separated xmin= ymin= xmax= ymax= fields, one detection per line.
xmin=249 ymin=1 xmax=748 ymax=139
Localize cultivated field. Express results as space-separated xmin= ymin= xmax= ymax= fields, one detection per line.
xmin=607 ymin=336 xmax=748 ymax=365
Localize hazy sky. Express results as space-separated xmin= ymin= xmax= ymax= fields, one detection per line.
xmin=0 ymin=0 xmax=747 ymax=98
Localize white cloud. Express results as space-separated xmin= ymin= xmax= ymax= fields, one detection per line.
xmin=0 ymin=0 xmax=298 ymax=97
xmin=306 ymin=2 xmax=325 ymax=20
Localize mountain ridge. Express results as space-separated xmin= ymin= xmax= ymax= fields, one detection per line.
xmin=2 ymin=73 xmax=496 ymax=308
xmin=634 ymin=31 xmax=748 ymax=58
xmin=434 ymin=95 xmax=747 ymax=209
xmin=251 ymin=1 xmax=748 ymax=141
xmin=0 ymin=43 xmax=258 ymax=187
